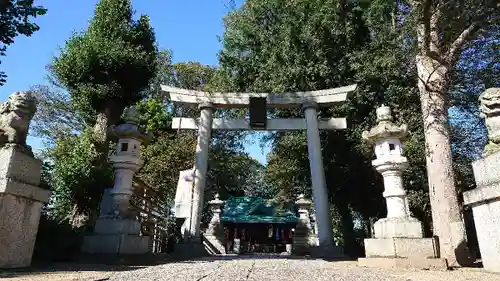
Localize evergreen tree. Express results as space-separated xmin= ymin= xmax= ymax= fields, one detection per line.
xmin=49 ymin=0 xmax=158 ymax=225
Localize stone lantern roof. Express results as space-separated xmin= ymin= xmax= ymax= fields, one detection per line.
xmin=362 ymin=105 xmax=408 ymax=143
xmin=108 ymin=107 xmax=152 ymax=143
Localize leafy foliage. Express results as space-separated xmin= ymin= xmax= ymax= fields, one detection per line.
xmin=31 ymin=84 xmax=85 ymax=146
xmin=0 ymin=0 xmax=47 ymax=85
xmin=45 ymin=128 xmax=113 ymax=223
xmin=51 ymin=0 xmax=158 ymax=123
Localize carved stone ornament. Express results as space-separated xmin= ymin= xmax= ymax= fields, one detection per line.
xmin=362 ymin=105 xmax=408 ymax=143
xmin=0 ymin=91 xmax=37 ymax=154
xmin=479 ymin=88 xmax=500 ymax=156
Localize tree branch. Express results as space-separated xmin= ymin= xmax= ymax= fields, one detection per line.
xmin=429 ymin=2 xmax=442 ymax=54
xmin=446 ymin=22 xmax=481 ymax=65
xmin=410 ymin=0 xmax=433 ymax=52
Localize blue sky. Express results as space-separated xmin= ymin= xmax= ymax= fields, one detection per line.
xmin=0 ymin=0 xmax=270 ymax=164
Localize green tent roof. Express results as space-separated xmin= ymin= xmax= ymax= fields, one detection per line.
xmin=220 ymin=196 xmax=298 ymax=224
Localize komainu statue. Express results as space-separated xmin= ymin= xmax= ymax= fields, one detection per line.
xmin=479 ymin=88 xmax=500 ymax=156
xmin=0 ymin=91 xmax=37 ymax=153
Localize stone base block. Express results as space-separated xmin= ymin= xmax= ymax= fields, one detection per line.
xmin=309 ymin=245 xmax=346 ymax=260
xmin=0 ymin=147 xmax=50 ymax=268
xmin=0 ymin=194 xmax=45 ymax=268
xmin=0 ymin=146 xmax=42 ymax=187
xmin=364 ymin=237 xmax=438 ymax=259
xmin=373 ymin=217 xmax=423 ymax=238
xmin=82 ymin=234 xmax=150 ymax=255
xmin=358 ymin=257 xmax=448 ymax=270
xmin=94 ymin=219 xmax=141 ymax=235
xmin=172 ymin=242 xmax=209 ymax=260
xmin=464 ymin=153 xmax=500 ymax=273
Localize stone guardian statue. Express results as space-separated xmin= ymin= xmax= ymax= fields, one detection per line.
xmin=0 ymin=91 xmax=37 ymax=154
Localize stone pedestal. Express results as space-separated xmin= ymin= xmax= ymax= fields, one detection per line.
xmin=373 ymin=217 xmax=423 ymax=239
xmin=0 ymin=146 xmax=50 ymax=268
xmin=82 ymin=218 xmax=150 ymax=255
xmin=463 ymin=152 xmax=500 ymax=273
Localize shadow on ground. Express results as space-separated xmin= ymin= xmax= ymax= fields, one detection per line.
xmin=180 ymin=254 xmax=356 ymax=264
xmin=0 ymin=254 xmax=172 ymax=279
xmin=0 ymin=263 xmax=144 ymax=279
xmin=0 ymin=252 xmax=357 ymax=278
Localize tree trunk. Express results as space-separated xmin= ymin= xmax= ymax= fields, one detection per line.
xmin=336 ymin=199 xmax=357 ymax=258
xmin=87 ymin=101 xmax=125 ymax=226
xmin=69 ymin=203 xmax=87 ymax=228
xmin=416 ymin=53 xmax=471 ymax=266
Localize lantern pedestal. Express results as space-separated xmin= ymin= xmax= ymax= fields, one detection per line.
xmin=373 ymin=217 xmax=423 ymax=239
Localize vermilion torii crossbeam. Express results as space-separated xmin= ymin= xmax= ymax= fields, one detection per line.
xmin=161 ymin=85 xmax=356 ymax=108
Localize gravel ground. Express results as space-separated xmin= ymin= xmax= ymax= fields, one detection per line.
xmin=2 ymin=257 xmax=500 ymax=281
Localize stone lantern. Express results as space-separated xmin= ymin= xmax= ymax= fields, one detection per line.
xmin=293 ymin=194 xmax=317 ymax=254
xmin=207 ymin=193 xmax=224 ymax=235
xmin=359 ymin=105 xmax=442 ymax=269
xmin=82 ymin=106 xmax=152 ymax=255
xmin=202 ymin=193 xmax=227 ymax=254
xmin=361 ymin=105 xmax=419 ymax=236
xmin=106 ymin=107 xmax=151 ymax=218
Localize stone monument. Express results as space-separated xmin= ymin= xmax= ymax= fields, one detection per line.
xmin=463 ymin=88 xmax=500 ymax=273
xmin=0 ymin=91 xmax=50 ymax=268
xmin=82 ymin=107 xmax=152 ymax=255
xmin=173 ymin=169 xmax=195 ymax=241
xmin=358 ymin=105 xmax=445 ymax=269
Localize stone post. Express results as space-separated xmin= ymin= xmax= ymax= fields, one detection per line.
xmin=0 ymin=91 xmax=50 ymax=268
xmin=190 ymin=102 xmax=215 ymax=241
xmin=82 ymin=107 xmax=152 ymax=255
xmin=463 ymin=88 xmax=500 ymax=273
xmin=358 ymin=105 xmax=444 ymax=269
xmin=302 ymin=102 xmax=338 ymax=257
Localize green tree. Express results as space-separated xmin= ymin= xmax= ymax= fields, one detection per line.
xmin=48 ymin=0 xmax=158 ymax=224
xmin=0 ymin=0 xmax=46 ymax=85
xmin=218 ymin=0 xmax=494 ymax=261
xmin=219 ymin=0 xmax=387 ymax=256
xmin=51 ymin=0 xmax=158 ymax=163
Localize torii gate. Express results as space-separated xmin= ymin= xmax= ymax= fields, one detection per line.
xmin=162 ymin=84 xmax=357 ymax=255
